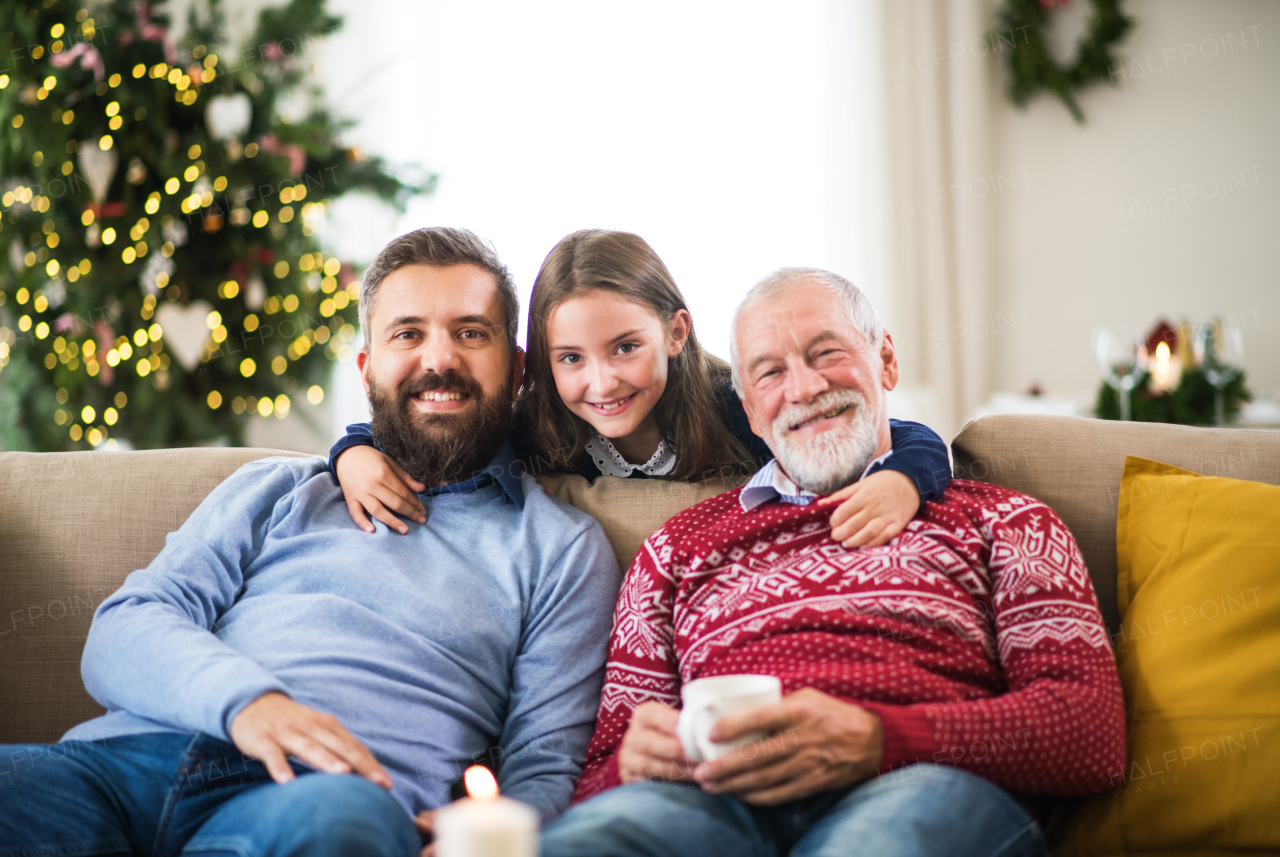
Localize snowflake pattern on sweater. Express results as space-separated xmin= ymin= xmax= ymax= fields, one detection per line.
xmin=573 ymin=479 xmax=1126 ymax=803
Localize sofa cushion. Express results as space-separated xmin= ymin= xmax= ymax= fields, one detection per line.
xmin=1053 ymin=456 xmax=1280 ymax=855
xmin=951 ymin=415 xmax=1280 ymax=633
xmin=0 ymin=448 xmax=308 ymax=743
xmin=536 ymin=472 xmax=747 ymax=573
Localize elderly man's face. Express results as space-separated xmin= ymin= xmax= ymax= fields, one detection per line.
xmin=736 ymin=282 xmax=899 ymax=494
xmin=357 ymin=263 xmax=524 ymax=486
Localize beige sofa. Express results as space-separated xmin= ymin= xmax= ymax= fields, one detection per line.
xmin=2 ymin=415 xmax=1278 ymax=837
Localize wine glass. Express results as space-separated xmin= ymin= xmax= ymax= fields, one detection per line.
xmin=1194 ymin=321 xmax=1244 ymax=426
xmin=1093 ymin=326 xmax=1145 ymax=421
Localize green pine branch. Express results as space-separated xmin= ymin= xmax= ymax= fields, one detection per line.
xmin=1094 ymin=367 xmax=1251 ymax=425
xmin=0 ymin=0 xmax=435 ymax=451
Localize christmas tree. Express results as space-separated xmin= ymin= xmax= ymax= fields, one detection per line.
xmin=0 ymin=0 xmax=429 ymax=450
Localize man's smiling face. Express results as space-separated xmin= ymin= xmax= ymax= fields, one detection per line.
xmin=356 ymin=263 xmax=524 ymax=486
xmin=735 ymin=280 xmax=898 ymax=494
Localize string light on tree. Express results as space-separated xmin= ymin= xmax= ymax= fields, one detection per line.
xmin=0 ymin=0 xmax=432 ymax=451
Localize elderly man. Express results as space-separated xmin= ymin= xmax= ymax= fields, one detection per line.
xmin=0 ymin=228 xmax=620 ymax=856
xmin=541 ymin=268 xmax=1125 ymax=857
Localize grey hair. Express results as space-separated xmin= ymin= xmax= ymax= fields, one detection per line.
xmin=729 ymin=266 xmax=882 ymax=395
xmin=359 ymin=227 xmax=519 ymax=353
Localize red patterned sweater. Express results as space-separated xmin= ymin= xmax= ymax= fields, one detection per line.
xmin=572 ymin=479 xmax=1125 ymax=803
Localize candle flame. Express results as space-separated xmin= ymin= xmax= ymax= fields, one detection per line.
xmin=1151 ymin=341 xmax=1180 ymax=391
xmin=464 ymin=765 xmax=499 ymax=799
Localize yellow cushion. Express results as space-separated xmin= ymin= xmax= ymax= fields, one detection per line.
xmin=1054 ymin=456 xmax=1280 ymax=856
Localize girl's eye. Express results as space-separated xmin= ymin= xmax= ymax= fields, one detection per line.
xmin=617 ymin=342 xmax=638 ymax=355
xmin=559 ymin=353 xmax=582 ymax=365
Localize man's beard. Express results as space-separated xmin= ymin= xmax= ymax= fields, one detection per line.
xmin=768 ymin=388 xmax=880 ymax=495
xmin=368 ymin=368 xmax=514 ymax=487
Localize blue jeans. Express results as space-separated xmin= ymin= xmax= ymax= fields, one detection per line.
xmin=541 ymin=764 xmax=1046 ymax=857
xmin=0 ymin=732 xmax=418 ymax=857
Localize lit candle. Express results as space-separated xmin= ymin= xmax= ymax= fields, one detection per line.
xmin=1150 ymin=341 xmax=1182 ymax=392
xmin=434 ymin=766 xmax=538 ymax=857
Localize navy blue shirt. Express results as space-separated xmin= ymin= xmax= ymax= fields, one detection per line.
xmin=329 ymin=383 xmax=951 ymax=505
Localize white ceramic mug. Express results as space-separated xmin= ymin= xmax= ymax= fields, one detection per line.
xmin=676 ymin=674 xmax=783 ymax=763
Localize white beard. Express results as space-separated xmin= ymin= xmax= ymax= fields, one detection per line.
xmin=769 ymin=388 xmax=880 ymax=495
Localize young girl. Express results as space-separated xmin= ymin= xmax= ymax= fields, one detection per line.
xmin=328 ymin=230 xmax=950 ymax=547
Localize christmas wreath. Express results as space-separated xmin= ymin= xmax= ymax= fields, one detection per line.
xmin=995 ymin=0 xmax=1134 ymax=122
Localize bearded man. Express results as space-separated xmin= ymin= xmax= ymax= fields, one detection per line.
xmin=0 ymin=228 xmax=620 ymax=857
xmin=541 ymin=268 xmax=1126 ymax=857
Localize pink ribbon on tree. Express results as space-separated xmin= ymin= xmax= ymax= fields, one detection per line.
xmin=50 ymin=42 xmax=106 ymax=81
xmin=55 ymin=314 xmax=87 ymax=336
xmin=258 ymin=134 xmax=307 ymax=176
xmin=94 ymin=320 xmax=116 ymax=385
xmin=118 ymin=1 xmax=176 ymax=64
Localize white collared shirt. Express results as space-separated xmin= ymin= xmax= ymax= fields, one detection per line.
xmin=584 ymin=432 xmax=677 ymax=478
xmin=739 ymin=450 xmax=893 ymax=512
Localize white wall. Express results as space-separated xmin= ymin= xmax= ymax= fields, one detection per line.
xmin=987 ymin=0 xmax=1279 ymax=404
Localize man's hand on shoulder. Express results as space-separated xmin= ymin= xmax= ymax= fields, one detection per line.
xmin=229 ymin=691 xmax=393 ymax=790
xmin=692 ymin=688 xmax=883 ymax=805
xmin=618 ymin=701 xmax=695 ymax=785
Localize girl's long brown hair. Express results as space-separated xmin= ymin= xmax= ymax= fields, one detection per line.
xmin=520 ymin=230 xmax=752 ymax=481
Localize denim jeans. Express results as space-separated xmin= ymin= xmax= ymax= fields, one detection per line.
xmin=0 ymin=732 xmax=418 ymax=857
xmin=541 ymin=764 xmax=1047 ymax=857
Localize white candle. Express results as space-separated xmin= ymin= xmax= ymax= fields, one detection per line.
xmin=435 ymin=766 xmax=538 ymax=857
xmin=1151 ymin=341 xmax=1182 ymax=392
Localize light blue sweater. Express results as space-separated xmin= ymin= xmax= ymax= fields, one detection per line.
xmin=64 ymin=447 xmax=621 ymax=821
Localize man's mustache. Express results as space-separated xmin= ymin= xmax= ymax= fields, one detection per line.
xmin=775 ymin=390 xmax=863 ymax=434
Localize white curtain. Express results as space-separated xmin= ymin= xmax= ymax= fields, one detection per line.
xmin=877 ymin=0 xmax=994 ymax=440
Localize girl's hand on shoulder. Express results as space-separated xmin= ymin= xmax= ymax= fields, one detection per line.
xmin=334 ymin=446 xmax=427 ymax=534
xmin=821 ymin=470 xmax=920 ymax=549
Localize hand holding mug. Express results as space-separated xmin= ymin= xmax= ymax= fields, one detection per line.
xmin=675 ymin=675 xmax=783 ymax=763
xmin=691 ymin=686 xmax=885 ymax=806
xmin=617 ymin=701 xmax=696 ymax=785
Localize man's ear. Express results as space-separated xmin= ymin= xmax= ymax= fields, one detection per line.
xmin=667 ymin=309 xmax=692 ymax=358
xmin=879 ymin=331 xmax=900 ymax=392
xmin=356 ymin=348 xmax=372 ymax=397
xmin=510 ymin=347 xmax=526 ymax=400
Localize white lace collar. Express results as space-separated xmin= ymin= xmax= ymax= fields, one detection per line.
xmin=584 ymin=431 xmax=677 ymax=477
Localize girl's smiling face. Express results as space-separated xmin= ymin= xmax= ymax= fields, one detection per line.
xmin=546 ymin=289 xmax=690 ymax=457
